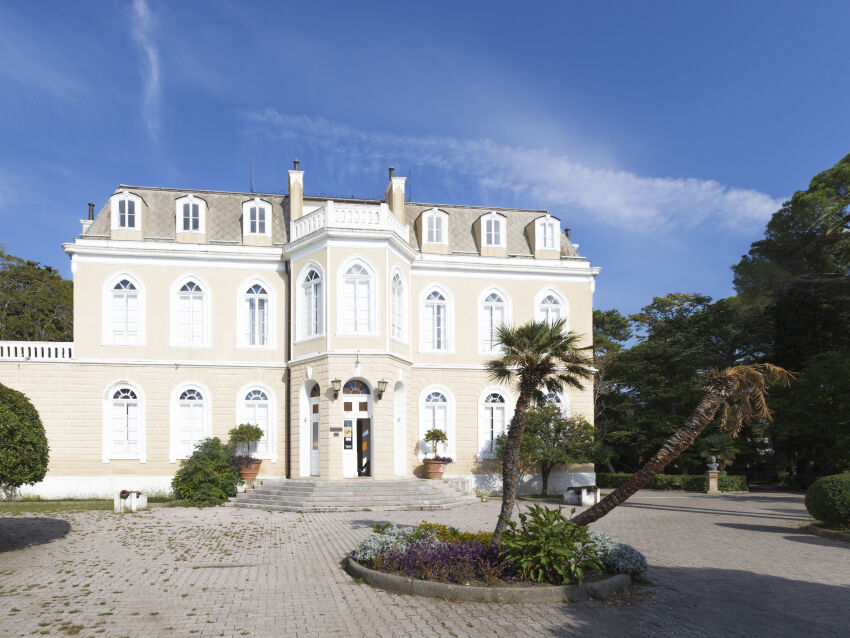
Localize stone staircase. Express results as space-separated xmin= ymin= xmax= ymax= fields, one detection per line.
xmin=229 ymin=478 xmax=480 ymax=513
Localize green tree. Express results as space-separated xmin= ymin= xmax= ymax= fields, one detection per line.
xmin=0 ymin=383 xmax=49 ymax=495
xmin=0 ymin=248 xmax=73 ymax=341
xmin=592 ymin=309 xmax=631 ymax=473
xmin=496 ymin=404 xmax=601 ymax=496
xmin=486 ymin=319 xmax=594 ymax=540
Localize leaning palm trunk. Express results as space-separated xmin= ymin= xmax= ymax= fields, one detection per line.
xmin=493 ymin=383 xmax=534 ymax=542
xmin=570 ymin=373 xmax=738 ymax=527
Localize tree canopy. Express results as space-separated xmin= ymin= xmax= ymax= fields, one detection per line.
xmin=0 ymin=382 xmax=49 ymax=493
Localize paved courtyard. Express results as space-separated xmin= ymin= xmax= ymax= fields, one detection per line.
xmin=1 ymin=490 xmax=847 ymax=637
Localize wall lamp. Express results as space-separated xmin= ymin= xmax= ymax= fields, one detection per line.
xmin=331 ymin=379 xmax=341 ymax=399
xmin=376 ymin=379 xmax=388 ymax=400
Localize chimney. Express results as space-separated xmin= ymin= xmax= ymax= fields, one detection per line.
xmin=288 ymin=159 xmax=304 ymax=220
xmin=384 ymin=166 xmax=406 ymax=222
xmin=564 ymin=227 xmax=571 ymax=240
xmin=80 ymin=202 xmax=95 ymax=235
xmin=88 ymin=202 xmax=95 ymax=220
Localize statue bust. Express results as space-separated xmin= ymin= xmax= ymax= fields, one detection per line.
xmin=707 ymin=455 xmax=719 ymax=472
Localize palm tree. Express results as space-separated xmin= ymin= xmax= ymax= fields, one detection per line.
xmin=571 ymin=364 xmax=792 ymax=527
xmin=486 ymin=319 xmax=594 ymax=541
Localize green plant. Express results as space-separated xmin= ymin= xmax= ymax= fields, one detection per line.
xmin=595 ymin=472 xmax=747 ymax=492
xmin=805 ymin=474 xmax=850 ymax=528
xmin=228 ymin=424 xmax=264 ymax=457
xmin=0 ymin=383 xmax=49 ymax=493
xmin=171 ymin=438 xmax=243 ymax=506
xmin=498 ymin=505 xmax=602 ymax=585
xmin=423 ymin=428 xmax=448 ymax=459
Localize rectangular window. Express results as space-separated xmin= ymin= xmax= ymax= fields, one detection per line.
xmin=249 ymin=207 xmax=266 ymax=234
xmin=485 ymin=219 xmax=501 ymax=246
xmin=427 ymin=215 xmax=443 ymax=243
xmin=481 ymin=305 xmax=504 ymax=351
xmin=177 ymin=294 xmax=204 ymax=346
xmin=112 ymin=292 xmax=139 ymax=345
xmin=245 ymin=403 xmax=269 ymax=456
xmin=112 ymin=402 xmax=139 ymax=455
xmin=543 ymin=222 xmax=553 ymax=249
xmin=487 ymin=406 xmax=505 ymax=452
xmin=425 ymin=304 xmax=446 ymax=350
xmin=249 ymin=297 xmax=268 ymax=346
xmin=178 ymin=403 xmax=204 ymax=457
xmin=183 ymin=203 xmax=200 ymax=231
xmin=343 ymin=279 xmax=370 ymax=333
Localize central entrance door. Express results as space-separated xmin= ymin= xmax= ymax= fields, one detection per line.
xmin=309 ymin=383 xmax=320 ymax=476
xmin=342 ymin=379 xmax=371 ymax=478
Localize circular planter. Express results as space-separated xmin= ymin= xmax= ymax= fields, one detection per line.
xmin=344 ymin=556 xmax=631 ymax=604
xmin=237 ymin=460 xmax=262 ymax=482
xmin=422 ymin=459 xmax=446 ymax=479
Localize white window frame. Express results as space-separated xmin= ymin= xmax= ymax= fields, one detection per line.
xmin=478 ymin=286 xmax=511 ymax=354
xmin=175 ymin=194 xmax=207 ymax=235
xmin=419 ymin=284 xmax=453 ymax=354
xmin=477 ymin=386 xmax=514 ymax=460
xmin=421 ymin=208 xmax=448 ymax=245
xmin=535 ymin=215 xmax=559 ymax=251
xmin=102 ymin=381 xmax=146 ymax=463
xmin=102 ymin=272 xmax=145 ymax=346
xmin=336 ymin=256 xmax=378 ymax=336
xmin=110 ymin=190 xmax=142 ymax=231
xmin=295 ymin=262 xmax=324 ymax=343
xmin=169 ymin=382 xmax=212 ymax=463
xmin=237 ymin=276 xmax=276 ymax=349
xmin=236 ymin=383 xmax=277 ymax=462
xmin=418 ymin=385 xmax=456 ymax=460
xmin=481 ymin=212 xmax=507 ymax=248
xmin=389 ymin=267 xmax=407 ymax=344
xmin=169 ymin=273 xmax=211 ymax=348
xmin=242 ymin=197 xmax=272 ymax=237
xmin=534 ymin=287 xmax=568 ymax=331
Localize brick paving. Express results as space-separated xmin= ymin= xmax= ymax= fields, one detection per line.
xmin=1 ymin=491 xmax=848 ymax=637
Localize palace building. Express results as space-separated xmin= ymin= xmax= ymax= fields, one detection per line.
xmin=0 ymin=166 xmax=600 ymax=498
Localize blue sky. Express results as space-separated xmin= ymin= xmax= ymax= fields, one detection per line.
xmin=1 ymin=0 xmax=848 ymax=316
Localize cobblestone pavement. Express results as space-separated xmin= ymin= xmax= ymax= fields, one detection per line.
xmin=1 ymin=490 xmax=848 ymax=638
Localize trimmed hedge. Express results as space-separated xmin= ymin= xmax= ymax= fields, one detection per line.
xmin=597 ymin=472 xmax=747 ymax=492
xmin=805 ymin=474 xmax=850 ymax=528
xmin=0 ymin=383 xmax=49 ymax=490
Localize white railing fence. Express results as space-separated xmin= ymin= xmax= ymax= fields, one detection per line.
xmin=0 ymin=341 xmax=74 ymax=361
xmin=290 ymin=201 xmax=410 ymax=242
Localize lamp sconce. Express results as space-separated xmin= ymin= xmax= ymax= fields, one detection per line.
xmin=331 ymin=379 xmax=341 ymax=399
xmin=376 ymin=379 xmax=388 ymax=400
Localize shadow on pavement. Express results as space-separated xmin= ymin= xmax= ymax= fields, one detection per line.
xmin=0 ymin=517 xmax=71 ymax=552
xmin=621 ymin=501 xmax=806 ymax=521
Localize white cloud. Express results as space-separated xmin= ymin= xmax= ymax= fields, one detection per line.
xmin=131 ymin=0 xmax=161 ymax=141
xmin=242 ymin=109 xmax=784 ymax=232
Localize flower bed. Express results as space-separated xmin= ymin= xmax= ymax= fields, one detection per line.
xmin=349 ymin=507 xmax=648 ymax=597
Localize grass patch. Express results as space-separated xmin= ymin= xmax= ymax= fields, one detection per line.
xmin=0 ymin=501 xmax=113 ymax=515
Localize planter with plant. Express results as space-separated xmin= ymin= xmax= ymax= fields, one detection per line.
xmin=229 ymin=423 xmax=265 ymax=485
xmin=422 ymin=428 xmax=452 ymax=479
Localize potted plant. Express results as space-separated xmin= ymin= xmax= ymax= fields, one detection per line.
xmin=229 ymin=423 xmax=265 ymax=486
xmin=422 ymin=428 xmax=453 ymax=479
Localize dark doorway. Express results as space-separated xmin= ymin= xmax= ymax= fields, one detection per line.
xmin=357 ymin=417 xmax=371 ymax=476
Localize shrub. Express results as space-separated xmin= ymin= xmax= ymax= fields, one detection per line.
xmin=171 ymin=437 xmax=242 ymax=506
xmin=587 ymin=531 xmax=648 ymax=577
xmin=374 ymin=538 xmax=504 ymax=585
xmin=499 ymin=505 xmax=602 ymax=585
xmin=596 ymin=472 xmax=747 ymax=492
xmin=228 ymin=423 xmax=265 ymax=457
xmin=0 ymin=383 xmax=49 ymax=492
xmin=352 ymin=525 xmax=426 ymax=565
xmin=412 ymin=521 xmax=493 ymax=545
xmin=805 ymin=474 xmax=850 ymax=528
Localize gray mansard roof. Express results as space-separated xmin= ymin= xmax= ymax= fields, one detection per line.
xmin=83 ymin=185 xmax=580 ymax=258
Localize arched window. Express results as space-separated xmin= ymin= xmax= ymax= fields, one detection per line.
xmin=242 ymin=389 xmax=270 ymax=457
xmin=111 ymin=279 xmax=140 ymax=345
xmin=480 ymin=291 xmax=506 ymax=353
xmin=242 ymin=198 xmax=272 ymax=237
xmin=175 ymin=387 xmax=207 ymax=459
xmin=535 ymin=289 xmax=566 ymax=329
xmin=421 ymin=208 xmax=448 ymax=245
xmin=390 ymin=271 xmax=405 ymax=341
xmin=342 ymin=263 xmax=372 ymax=334
xmin=110 ymin=191 xmax=142 ymax=231
xmin=246 ymin=283 xmax=269 ymax=346
xmin=343 ymin=379 xmax=371 ymax=395
xmin=176 ymin=281 xmax=205 ymax=346
xmin=535 ymin=215 xmax=558 ymax=250
xmin=423 ymin=289 xmax=448 ymax=352
xmin=422 ymin=391 xmax=448 ymax=456
xmin=303 ymin=269 xmax=323 ymax=338
xmin=479 ymin=390 xmax=509 ymax=459
xmin=107 ymin=386 xmax=142 ymax=460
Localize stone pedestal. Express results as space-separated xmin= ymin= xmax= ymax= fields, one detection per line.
xmin=114 ymin=490 xmax=147 ymax=513
xmin=706 ymin=470 xmax=720 ymax=495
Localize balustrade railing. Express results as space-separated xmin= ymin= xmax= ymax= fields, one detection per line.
xmin=290 ymin=201 xmax=410 ymax=242
xmin=0 ymin=341 xmax=73 ymax=361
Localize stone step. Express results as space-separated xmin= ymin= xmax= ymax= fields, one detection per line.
xmin=231 ymin=500 xmax=477 ymax=513
xmin=234 ymin=495 xmax=475 ymax=507
xmin=247 ymin=487 xmax=464 ymax=499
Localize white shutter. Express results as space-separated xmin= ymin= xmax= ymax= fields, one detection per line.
xmin=255 ymin=404 xmax=269 ymax=456
xmin=423 ymin=304 xmax=433 ymax=350
xmin=177 ymin=294 xmax=190 ymax=344
xmin=356 ymin=280 xmax=370 ymax=332
xmin=179 ymin=404 xmax=192 ymax=456
xmin=126 ymin=402 xmax=139 ymax=454
xmin=191 ymin=294 xmax=203 ymax=345
xmin=112 ymin=294 xmax=125 ymax=344
xmin=126 ymin=293 xmax=138 ymax=344
xmin=479 ymin=305 xmax=490 ymax=352
xmin=492 ymin=306 xmax=504 ymax=350
xmin=435 ymin=304 xmax=445 ymax=350
xmin=112 ymin=402 xmax=127 ymax=453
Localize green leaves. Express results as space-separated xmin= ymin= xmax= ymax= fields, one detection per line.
xmin=498 ymin=505 xmax=602 ymax=585
xmin=171 ymin=437 xmax=243 ymax=506
xmin=0 ymin=383 xmax=49 ymax=491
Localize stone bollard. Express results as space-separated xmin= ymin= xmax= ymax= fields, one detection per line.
xmin=114 ymin=490 xmax=148 ymax=513
xmin=706 ymin=456 xmax=720 ymax=495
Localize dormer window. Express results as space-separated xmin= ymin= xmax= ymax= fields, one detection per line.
xmin=536 ymin=216 xmax=558 ymax=250
xmin=422 ymin=208 xmax=448 ymax=244
xmin=482 ymin=212 xmax=506 ymax=248
xmin=175 ymin=195 xmax=206 ymax=234
xmin=110 ymin=191 xmax=142 ymax=231
xmin=242 ymin=198 xmax=272 ymax=237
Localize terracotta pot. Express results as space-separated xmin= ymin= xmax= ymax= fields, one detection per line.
xmin=238 ymin=459 xmax=262 ymax=482
xmin=423 ymin=459 xmax=446 ymax=479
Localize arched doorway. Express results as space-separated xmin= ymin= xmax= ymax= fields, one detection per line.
xmin=342 ymin=379 xmax=372 ymax=477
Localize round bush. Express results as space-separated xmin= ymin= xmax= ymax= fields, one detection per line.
xmin=171 ymin=437 xmax=242 ymax=506
xmin=0 ymin=383 xmax=49 ymax=491
xmin=805 ymin=474 xmax=850 ymax=528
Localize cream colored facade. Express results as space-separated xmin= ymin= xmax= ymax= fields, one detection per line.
xmin=0 ymin=167 xmax=600 ymax=497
